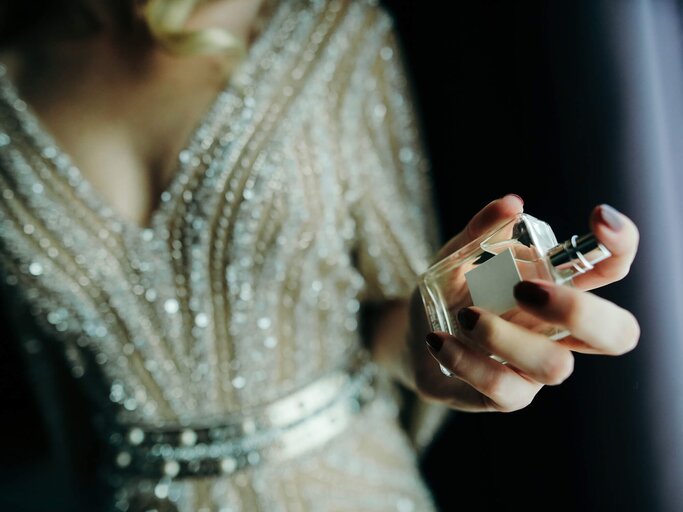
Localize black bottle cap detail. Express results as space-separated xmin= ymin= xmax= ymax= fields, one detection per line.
xmin=548 ymin=233 xmax=603 ymax=268
xmin=512 ymin=220 xmax=533 ymax=248
xmin=474 ymin=219 xmax=534 ymax=266
xmin=473 ymin=251 xmax=495 ymax=265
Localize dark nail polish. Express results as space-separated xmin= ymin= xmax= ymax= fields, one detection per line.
xmin=597 ymin=204 xmax=623 ymax=231
xmin=514 ymin=281 xmax=550 ymax=307
xmin=457 ymin=308 xmax=480 ymax=330
xmin=425 ymin=333 xmax=443 ymax=353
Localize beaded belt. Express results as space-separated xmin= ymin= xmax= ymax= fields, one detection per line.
xmin=110 ymin=353 xmax=377 ymax=479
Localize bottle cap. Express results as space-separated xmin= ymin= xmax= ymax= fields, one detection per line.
xmin=548 ymin=233 xmax=611 ymax=281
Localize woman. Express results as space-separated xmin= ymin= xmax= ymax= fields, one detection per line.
xmin=0 ymin=0 xmax=640 ymax=510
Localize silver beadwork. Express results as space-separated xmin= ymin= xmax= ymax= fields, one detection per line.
xmin=0 ymin=1 xmax=439 ymax=510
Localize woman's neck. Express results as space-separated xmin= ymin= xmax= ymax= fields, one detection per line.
xmin=0 ymin=0 xmax=270 ymax=227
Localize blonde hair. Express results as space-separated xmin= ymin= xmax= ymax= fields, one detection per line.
xmin=142 ymin=0 xmax=246 ymax=57
xmin=0 ymin=0 xmax=247 ymax=58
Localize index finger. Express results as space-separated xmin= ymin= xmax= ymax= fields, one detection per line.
xmin=572 ymin=204 xmax=639 ymax=290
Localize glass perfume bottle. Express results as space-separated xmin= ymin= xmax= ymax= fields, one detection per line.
xmin=418 ymin=213 xmax=611 ymax=369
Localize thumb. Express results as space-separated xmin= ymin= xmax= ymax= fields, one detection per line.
xmin=433 ymin=194 xmax=524 ymax=262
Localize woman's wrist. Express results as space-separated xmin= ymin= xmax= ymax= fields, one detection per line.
xmin=363 ymin=297 xmax=415 ymax=388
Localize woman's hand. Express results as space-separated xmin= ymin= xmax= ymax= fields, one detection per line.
xmin=406 ymin=194 xmax=640 ymax=412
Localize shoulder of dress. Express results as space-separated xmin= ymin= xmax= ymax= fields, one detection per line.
xmin=358 ymin=0 xmax=396 ymax=25
xmin=313 ymin=0 xmax=395 ymax=30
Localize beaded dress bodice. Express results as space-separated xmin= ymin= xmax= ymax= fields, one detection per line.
xmin=0 ymin=1 xmax=439 ymax=510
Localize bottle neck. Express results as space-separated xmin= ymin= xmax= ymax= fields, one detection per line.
xmin=547 ymin=233 xmax=611 ymax=282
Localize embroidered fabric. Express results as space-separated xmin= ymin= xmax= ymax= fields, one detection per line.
xmin=0 ymin=1 xmax=441 ymax=510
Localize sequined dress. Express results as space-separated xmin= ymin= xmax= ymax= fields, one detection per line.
xmin=0 ymin=1 xmax=440 ymax=510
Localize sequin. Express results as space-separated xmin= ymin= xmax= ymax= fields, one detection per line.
xmin=220 ymin=457 xmax=237 ymax=474
xmin=28 ymin=262 xmax=43 ymax=276
xmin=0 ymin=1 xmax=441 ymax=510
xmin=164 ymin=299 xmax=180 ymax=314
xmin=180 ymin=429 xmax=198 ymax=447
xmin=154 ymin=481 xmax=170 ymax=499
xmin=116 ymin=451 xmax=132 ymax=468
xmin=163 ymin=461 xmax=181 ymax=478
xmin=128 ymin=428 xmax=145 ymax=446
xmin=380 ymin=46 xmax=394 ymax=61
xmin=194 ymin=312 xmax=209 ymax=328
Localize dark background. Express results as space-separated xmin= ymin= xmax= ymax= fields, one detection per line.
xmin=383 ymin=1 xmax=663 ymax=511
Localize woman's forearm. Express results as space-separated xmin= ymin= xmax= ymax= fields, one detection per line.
xmin=367 ymin=290 xmax=427 ymax=390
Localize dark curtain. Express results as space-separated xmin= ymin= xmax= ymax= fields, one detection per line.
xmin=384 ymin=1 xmax=683 ymax=511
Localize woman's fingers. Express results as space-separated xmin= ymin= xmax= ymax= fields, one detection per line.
xmin=434 ymin=194 xmax=524 ymax=261
xmin=417 ymin=280 xmax=639 ymax=412
xmin=423 ymin=331 xmax=546 ymax=413
xmin=513 ymin=280 xmax=641 ymax=355
xmin=417 ymin=200 xmax=639 ymax=413
xmin=454 ymin=307 xmax=575 ymax=385
xmin=572 ymin=204 xmax=640 ymax=290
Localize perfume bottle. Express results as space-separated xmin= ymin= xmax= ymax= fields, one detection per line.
xmin=418 ymin=213 xmax=611 ymax=349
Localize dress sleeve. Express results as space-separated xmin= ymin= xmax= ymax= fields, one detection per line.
xmin=348 ymin=13 xmax=441 ymax=303
xmin=345 ymin=9 xmax=450 ymax=454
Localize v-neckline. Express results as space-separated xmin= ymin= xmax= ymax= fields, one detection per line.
xmin=0 ymin=0 xmax=285 ymax=237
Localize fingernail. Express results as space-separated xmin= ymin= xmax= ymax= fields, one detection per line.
xmin=457 ymin=307 xmax=480 ymax=330
xmin=505 ymin=193 xmax=524 ymax=206
xmin=514 ymin=281 xmax=551 ymax=307
xmin=597 ymin=204 xmax=623 ymax=231
xmin=425 ymin=333 xmax=443 ymax=353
